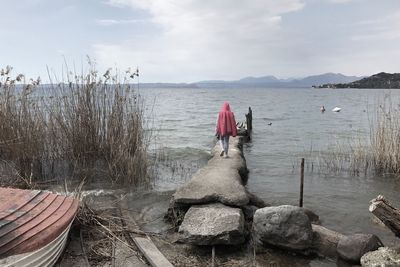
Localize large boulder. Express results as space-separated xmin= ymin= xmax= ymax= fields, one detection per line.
xmin=253 ymin=205 xmax=313 ymax=251
xmin=173 ymin=138 xmax=249 ymax=207
xmin=361 ymin=246 xmax=400 ymax=267
xmin=178 ymin=203 xmax=245 ymax=245
xmin=337 ymin=234 xmax=383 ymax=263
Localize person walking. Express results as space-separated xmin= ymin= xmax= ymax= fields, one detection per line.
xmin=215 ymin=101 xmax=237 ymax=158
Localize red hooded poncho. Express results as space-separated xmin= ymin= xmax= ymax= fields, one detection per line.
xmin=216 ymin=102 xmax=237 ymax=137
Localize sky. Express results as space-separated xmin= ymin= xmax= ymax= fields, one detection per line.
xmin=1 ymin=0 xmax=400 ymax=83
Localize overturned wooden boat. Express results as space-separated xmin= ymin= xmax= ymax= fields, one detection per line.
xmin=0 ymin=187 xmax=79 ymax=267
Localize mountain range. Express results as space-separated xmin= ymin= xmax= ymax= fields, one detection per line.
xmin=318 ymin=72 xmax=400 ymax=89
xmin=140 ymin=73 xmax=362 ymax=88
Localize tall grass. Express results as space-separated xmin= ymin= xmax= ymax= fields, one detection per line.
xmin=0 ymin=63 xmax=151 ymax=188
xmin=0 ymin=66 xmax=46 ymax=185
xmin=314 ymin=96 xmax=400 ymax=176
xmin=364 ymin=100 xmax=400 ymax=174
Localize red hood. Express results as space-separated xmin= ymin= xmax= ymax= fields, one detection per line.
xmin=216 ymin=102 xmax=237 ymax=137
xmin=220 ymin=102 xmax=231 ymax=112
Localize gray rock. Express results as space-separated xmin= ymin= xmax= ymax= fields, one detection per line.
xmin=337 ymin=233 xmax=383 ymax=263
xmin=253 ymin=205 xmax=313 ymax=251
xmin=361 ymin=246 xmax=400 ymax=267
xmin=173 ymin=137 xmax=249 ymax=207
xmin=178 ymin=203 xmax=245 ymax=245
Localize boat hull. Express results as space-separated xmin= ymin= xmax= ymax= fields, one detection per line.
xmin=0 ymin=187 xmax=79 ymax=267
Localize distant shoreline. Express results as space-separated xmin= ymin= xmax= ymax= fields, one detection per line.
xmin=136 ymin=72 xmax=362 ymax=89
xmin=317 ymin=72 xmax=400 ymax=89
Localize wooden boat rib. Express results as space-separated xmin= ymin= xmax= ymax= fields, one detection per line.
xmin=0 ymin=187 xmax=79 ymax=267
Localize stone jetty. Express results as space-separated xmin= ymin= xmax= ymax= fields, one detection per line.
xmin=173 ymin=137 xmax=249 ymax=207
xmin=171 ymin=137 xmax=252 ymax=245
xmin=167 ymin=123 xmax=386 ymax=265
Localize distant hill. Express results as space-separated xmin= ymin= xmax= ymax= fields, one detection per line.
xmin=197 ymin=75 xmax=280 ymax=85
xmin=293 ymin=73 xmax=361 ymax=87
xmin=318 ymin=72 xmax=400 ymax=89
xmin=238 ymin=75 xmax=280 ymax=84
xmin=138 ymin=73 xmax=362 ymax=88
xmin=195 ymin=73 xmax=361 ymax=88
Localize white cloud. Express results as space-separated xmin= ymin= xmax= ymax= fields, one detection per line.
xmin=105 ymin=0 xmax=304 ymax=36
xmin=95 ymin=0 xmax=305 ymax=81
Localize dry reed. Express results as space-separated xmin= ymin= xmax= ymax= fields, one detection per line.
xmin=361 ymin=99 xmax=400 ymax=174
xmin=0 ymin=62 xmax=151 ymax=187
xmin=315 ymin=96 xmax=400 ymax=176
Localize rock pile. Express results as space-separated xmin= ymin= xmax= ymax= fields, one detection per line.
xmin=168 ymin=136 xmax=385 ymax=266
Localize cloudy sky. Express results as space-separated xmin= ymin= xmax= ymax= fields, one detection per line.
xmin=1 ymin=0 xmax=399 ymax=82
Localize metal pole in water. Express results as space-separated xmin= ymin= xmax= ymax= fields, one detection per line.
xmin=299 ymin=158 xmax=304 ymax=207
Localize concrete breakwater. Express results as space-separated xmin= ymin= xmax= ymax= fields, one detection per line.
xmin=166 ymin=135 xmax=386 ymax=265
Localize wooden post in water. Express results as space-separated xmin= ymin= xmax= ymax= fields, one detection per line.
xmin=299 ymin=158 xmax=304 ymax=207
xmin=211 ymin=245 xmax=215 ymax=267
xmin=245 ymin=107 xmax=253 ymax=141
xmin=246 ymin=107 xmax=253 ymax=131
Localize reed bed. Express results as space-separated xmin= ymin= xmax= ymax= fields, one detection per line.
xmin=359 ymin=100 xmax=400 ymax=174
xmin=313 ymin=97 xmax=400 ymax=176
xmin=0 ymin=63 xmax=151 ymax=187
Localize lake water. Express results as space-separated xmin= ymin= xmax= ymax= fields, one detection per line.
xmin=140 ymin=87 xmax=400 ymax=265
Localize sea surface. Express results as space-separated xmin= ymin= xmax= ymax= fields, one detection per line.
xmin=139 ymin=87 xmax=400 ymax=266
